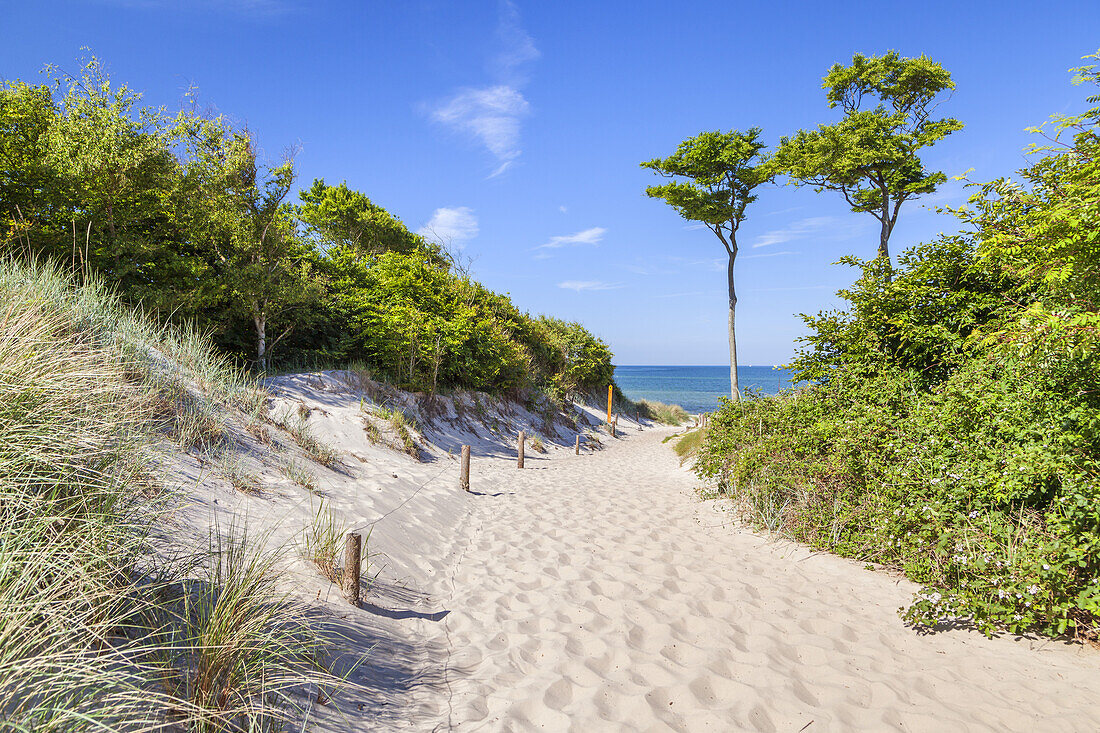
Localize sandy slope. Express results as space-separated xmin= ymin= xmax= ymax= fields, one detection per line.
xmin=416 ymin=425 xmax=1100 ymax=732
xmin=165 ymin=372 xmax=1100 ymax=731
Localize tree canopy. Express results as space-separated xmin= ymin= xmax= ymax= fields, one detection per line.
xmin=772 ymin=51 xmax=962 ymax=262
xmin=641 ymin=128 xmax=769 ymax=398
xmin=0 ymin=59 xmax=614 ymax=398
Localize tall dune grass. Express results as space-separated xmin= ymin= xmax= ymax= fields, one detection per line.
xmin=635 ymin=399 xmax=689 ymax=425
xmin=0 ymin=258 xmax=340 ymax=731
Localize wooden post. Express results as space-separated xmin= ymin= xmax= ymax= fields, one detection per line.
xmin=575 ymin=434 xmax=580 ymax=455
xmin=517 ymin=430 xmax=525 ymax=468
xmin=344 ymin=533 xmax=362 ymax=606
xmin=460 ymin=444 xmax=470 ymax=491
xmin=607 ymin=384 xmax=613 ymax=425
xmin=611 ymin=416 xmax=617 ymax=438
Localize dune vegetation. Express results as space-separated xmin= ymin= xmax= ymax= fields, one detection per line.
xmin=0 ymin=58 xmax=614 ymax=402
xmin=0 ymin=258 xmax=345 ymax=730
xmin=692 ymin=55 xmax=1100 ymax=640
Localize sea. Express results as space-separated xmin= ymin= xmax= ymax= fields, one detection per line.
xmin=614 ymin=365 xmax=797 ymax=414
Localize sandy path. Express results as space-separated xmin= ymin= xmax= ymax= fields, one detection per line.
xmin=422 ymin=425 xmax=1100 ymax=732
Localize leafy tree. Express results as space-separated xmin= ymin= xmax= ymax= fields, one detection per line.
xmin=44 ymin=58 xmax=180 ymax=286
xmin=694 ymin=54 xmax=1100 ymax=639
xmin=772 ymin=51 xmax=962 ymax=265
xmin=0 ymin=82 xmax=60 ymax=251
xmin=641 ymin=128 xmax=768 ymax=399
xmin=178 ymin=117 xmax=320 ymax=369
xmin=298 ymin=179 xmax=443 ymax=264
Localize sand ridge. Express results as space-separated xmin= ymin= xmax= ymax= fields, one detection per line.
xmin=423 ymin=424 xmax=1100 ymax=732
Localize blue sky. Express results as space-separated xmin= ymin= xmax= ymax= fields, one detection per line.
xmin=4 ymin=1 xmax=1099 ymax=365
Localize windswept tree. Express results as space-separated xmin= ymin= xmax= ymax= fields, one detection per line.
xmin=772 ymin=51 xmax=962 ymax=266
xmin=641 ymin=128 xmax=768 ymax=399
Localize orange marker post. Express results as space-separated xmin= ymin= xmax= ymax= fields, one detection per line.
xmin=607 ymin=384 xmax=613 ymax=425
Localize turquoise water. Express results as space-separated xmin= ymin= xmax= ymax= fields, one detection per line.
xmin=614 ymin=365 xmax=796 ymax=414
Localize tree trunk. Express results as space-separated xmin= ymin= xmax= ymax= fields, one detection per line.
xmin=878 ymin=216 xmax=891 ymax=261
xmin=727 ymin=251 xmax=740 ymax=401
xmin=255 ymin=312 xmax=267 ymax=371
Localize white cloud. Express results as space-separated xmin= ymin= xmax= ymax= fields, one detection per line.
xmin=535 ymin=227 xmax=606 ymax=253
xmin=429 ymin=1 xmax=538 ymax=177
xmin=494 ymin=0 xmax=539 ymax=84
xmin=752 ymin=216 xmax=836 ymax=248
xmin=559 ymin=205 xmax=568 ymax=213
xmin=558 ymin=280 xmax=623 ymax=292
xmin=433 ymin=86 xmax=530 ymax=177
xmin=417 ymin=207 xmax=479 ymax=246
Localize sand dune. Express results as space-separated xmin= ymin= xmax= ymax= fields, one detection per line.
xmin=171 ymin=372 xmax=1100 ymax=731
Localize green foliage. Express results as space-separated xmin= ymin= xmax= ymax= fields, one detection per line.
xmin=694 ymin=60 xmax=1100 ymax=639
xmin=641 ymin=128 xmax=768 ymax=236
xmin=327 ymin=251 xmax=614 ymax=396
xmin=299 ymin=178 xmax=444 ymax=263
xmin=772 ymin=51 xmax=962 ymax=260
xmin=641 ymin=128 xmax=770 ymax=398
xmin=300 ymin=499 xmax=346 ymax=583
xmin=0 ymin=58 xmax=614 ymax=398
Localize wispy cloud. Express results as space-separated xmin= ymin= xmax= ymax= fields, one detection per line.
xmin=417 ymin=206 xmax=479 ymax=247
xmin=430 ymin=1 xmax=538 ymax=177
xmin=753 ymin=216 xmax=836 ymax=248
xmin=766 ymin=206 xmax=805 ymax=217
xmin=534 ymin=227 xmax=606 ymax=256
xmin=558 ymin=280 xmax=623 ymax=292
xmin=558 ymin=205 xmax=568 ymax=213
xmin=433 ymin=87 xmax=530 ymax=177
xmin=493 ymin=0 xmax=539 ymax=85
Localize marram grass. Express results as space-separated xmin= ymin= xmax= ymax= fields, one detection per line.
xmin=0 ymin=258 xmax=344 ymax=731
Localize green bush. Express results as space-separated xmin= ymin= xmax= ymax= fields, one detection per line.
xmin=694 ymin=59 xmax=1100 ymax=639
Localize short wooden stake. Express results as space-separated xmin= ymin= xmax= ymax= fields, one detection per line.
xmin=575 ymin=434 xmax=580 ymax=455
xmin=517 ymin=430 xmax=525 ymax=468
xmin=344 ymin=533 xmax=362 ymax=606
xmin=611 ymin=416 xmax=617 ymax=438
xmin=460 ymin=444 xmax=470 ymax=491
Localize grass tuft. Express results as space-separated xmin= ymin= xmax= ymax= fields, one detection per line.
xmin=300 ymin=500 xmax=346 ymax=584
xmin=636 ymin=399 xmax=690 ymax=425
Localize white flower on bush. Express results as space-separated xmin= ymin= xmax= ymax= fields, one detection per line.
xmin=1027 ymin=585 xmax=1040 ymax=595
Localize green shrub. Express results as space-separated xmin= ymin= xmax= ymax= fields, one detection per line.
xmin=695 ymin=62 xmax=1100 ymax=639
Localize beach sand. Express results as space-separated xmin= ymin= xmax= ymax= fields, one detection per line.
xmin=168 ymin=372 xmax=1100 ymax=731
xmin=414 ymin=423 xmax=1100 ymax=732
